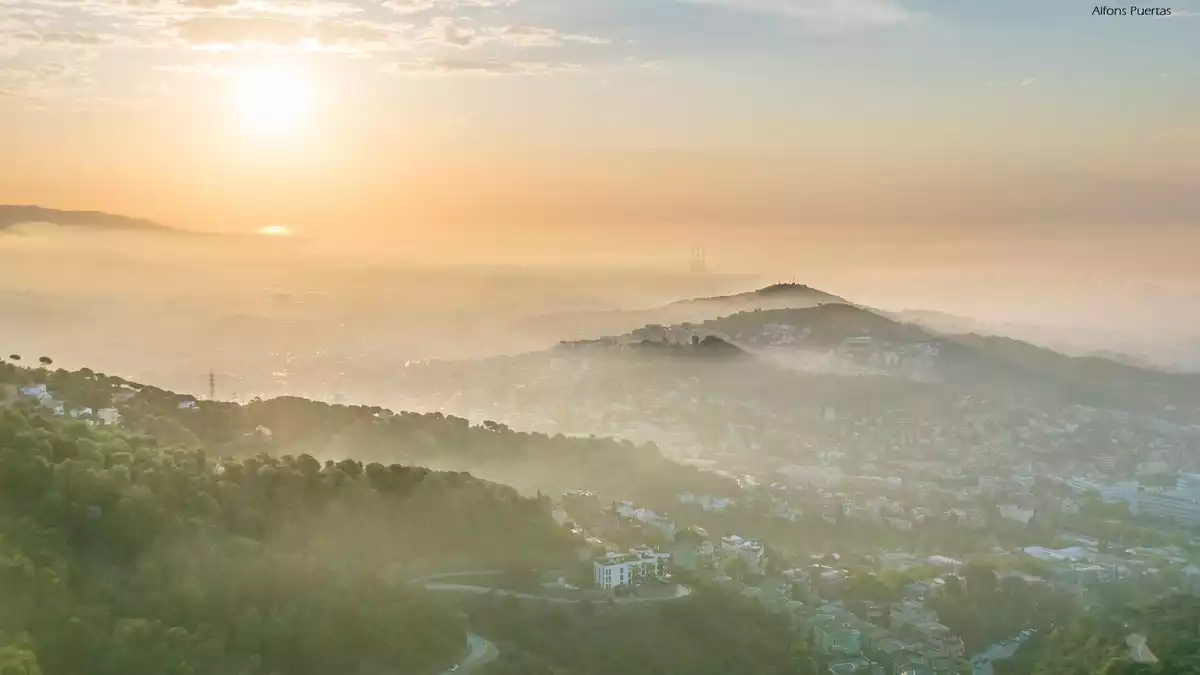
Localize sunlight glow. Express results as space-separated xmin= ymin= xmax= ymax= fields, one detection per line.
xmin=235 ymin=68 xmax=313 ymax=135
xmin=259 ymin=225 xmax=292 ymax=236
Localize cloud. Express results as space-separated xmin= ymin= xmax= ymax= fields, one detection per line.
xmin=235 ymin=0 xmax=367 ymax=18
xmin=154 ymin=62 xmax=242 ymax=75
xmin=417 ymin=15 xmax=481 ymax=46
xmin=180 ymin=0 xmax=239 ymax=8
xmin=0 ymin=59 xmax=88 ymax=101
xmin=678 ymin=0 xmax=920 ymax=30
xmin=39 ymin=32 xmax=120 ymax=45
xmin=386 ymin=56 xmax=580 ymax=75
xmin=416 ymin=16 xmax=608 ymax=48
xmin=496 ymin=24 xmax=609 ymax=47
xmin=172 ymin=15 xmax=406 ymax=51
xmin=1020 ymin=76 xmax=1037 ymax=86
xmin=382 ymin=0 xmax=515 ymax=14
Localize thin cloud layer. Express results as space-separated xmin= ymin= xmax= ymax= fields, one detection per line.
xmin=0 ymin=0 xmax=625 ymax=98
xmin=416 ymin=17 xmax=609 ymax=49
xmin=172 ymin=15 xmax=405 ymax=51
xmin=387 ymin=56 xmax=581 ymax=75
xmin=382 ymin=0 xmax=516 ymax=13
xmin=679 ymin=0 xmax=920 ymax=30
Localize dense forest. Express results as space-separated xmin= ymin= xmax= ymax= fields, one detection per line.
xmin=463 ymin=585 xmax=815 ymax=675
xmin=0 ymin=404 xmax=572 ymax=675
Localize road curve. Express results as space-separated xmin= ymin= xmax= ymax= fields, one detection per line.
xmin=420 ymin=569 xmax=688 ymax=675
xmin=440 ymin=632 xmax=498 ymax=675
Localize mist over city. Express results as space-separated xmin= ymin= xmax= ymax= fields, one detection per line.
xmin=3 ymin=0 xmax=1200 ymax=673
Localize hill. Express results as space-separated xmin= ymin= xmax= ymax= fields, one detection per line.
xmin=0 ymin=205 xmax=172 ymax=232
xmin=0 ymin=360 xmax=738 ymax=509
xmin=694 ymin=304 xmax=1200 ymax=411
xmin=514 ymin=282 xmax=844 ymax=344
xmin=0 ymin=361 xmax=828 ymax=675
xmin=557 ymin=333 xmax=749 ymax=359
xmin=384 ymin=303 xmax=1200 ymax=475
xmin=670 ymin=282 xmax=845 ymax=309
xmin=0 ymin=406 xmax=566 ymax=675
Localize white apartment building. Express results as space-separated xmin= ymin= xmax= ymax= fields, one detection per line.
xmin=1065 ymin=477 xmax=1139 ymax=505
xmin=593 ymin=548 xmax=670 ymax=590
xmin=721 ymin=535 xmax=765 ymax=573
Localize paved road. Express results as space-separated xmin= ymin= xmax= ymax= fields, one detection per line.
xmin=422 ymin=580 xmax=692 ymax=604
xmin=420 ymin=570 xmax=688 ymax=675
xmin=440 ymin=632 xmax=498 ymax=675
xmin=409 ymin=571 xmax=506 ymax=586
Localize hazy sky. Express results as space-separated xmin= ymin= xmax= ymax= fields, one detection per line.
xmin=1 ymin=0 xmax=1197 ymax=273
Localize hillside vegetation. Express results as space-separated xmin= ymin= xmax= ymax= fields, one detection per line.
xmin=0 ymin=399 xmax=572 ymax=675
xmin=999 ymin=595 xmax=1200 ymax=675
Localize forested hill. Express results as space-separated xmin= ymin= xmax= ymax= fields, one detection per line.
xmin=1 ymin=360 xmax=736 ymax=507
xmin=0 ymin=357 xmax=600 ymax=675
xmin=0 ymin=402 xmax=575 ymax=674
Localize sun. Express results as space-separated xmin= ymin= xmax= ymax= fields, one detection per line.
xmin=235 ymin=67 xmax=313 ymax=135
xmin=259 ymin=225 xmax=292 ymax=236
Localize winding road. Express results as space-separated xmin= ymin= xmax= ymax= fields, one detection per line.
xmin=419 ymin=570 xmax=691 ymax=674
xmin=440 ymin=632 xmax=498 ymax=675
xmin=416 ymin=571 xmax=692 ymax=604
xmin=423 ymin=580 xmax=692 ymax=603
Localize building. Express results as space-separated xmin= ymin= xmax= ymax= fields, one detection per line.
xmin=97 ymin=408 xmax=121 ymax=426
xmin=178 ymin=399 xmax=198 ymax=410
xmin=977 ymin=475 xmax=1002 ymax=494
xmin=69 ymin=407 xmax=93 ymax=419
xmin=650 ymin=518 xmax=677 ymax=541
xmin=593 ymin=548 xmax=669 ymax=590
xmin=36 ymin=395 xmax=65 ymax=416
xmin=841 ymin=336 xmax=874 ymax=352
xmin=1136 ymin=489 xmax=1200 ymax=526
xmin=551 ymin=506 xmax=570 ymax=525
xmin=811 ymin=614 xmax=863 ymax=656
xmin=998 ymin=504 xmax=1035 ymax=525
xmin=699 ymin=495 xmax=734 ymax=512
xmin=880 ymin=552 xmax=920 ymax=573
xmin=721 ymin=535 xmax=766 ymax=573
xmin=1065 ymin=477 xmax=1139 ymax=505
xmin=20 ymin=384 xmax=48 ymax=398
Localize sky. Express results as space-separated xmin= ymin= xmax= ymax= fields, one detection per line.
xmin=1 ymin=0 xmax=1198 ymax=277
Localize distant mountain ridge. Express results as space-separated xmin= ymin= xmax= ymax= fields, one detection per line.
xmin=670 ymin=282 xmax=845 ymax=307
xmin=0 ymin=205 xmax=172 ymax=232
xmin=515 ymin=281 xmax=845 ymax=343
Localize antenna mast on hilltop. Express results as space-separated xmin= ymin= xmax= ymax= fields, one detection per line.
xmin=689 ymin=245 xmax=709 ymax=275
xmin=208 ymin=369 xmax=216 ymax=402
